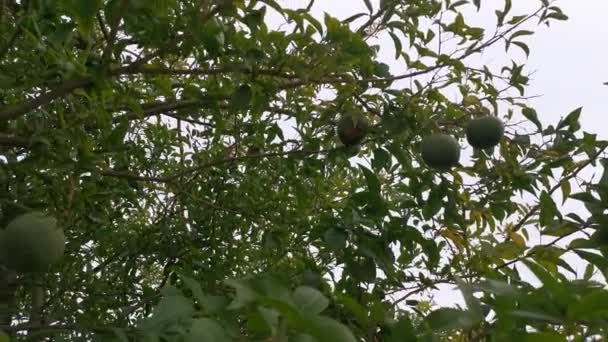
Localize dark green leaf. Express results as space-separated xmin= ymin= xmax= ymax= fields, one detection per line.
xmin=360 ymin=165 xmax=381 ymax=195
xmin=522 ymin=107 xmax=542 ymax=132
xmin=539 ymin=191 xmax=559 ymax=227
xmin=386 ymin=316 xmax=417 ymax=342
xmin=323 ymin=229 xmax=347 ymax=250
xmin=231 ymin=85 xmax=252 ymax=110
xmin=300 ymin=314 xmax=357 ymax=342
xmin=293 ymin=286 xmax=329 ymax=314
xmin=511 ymin=41 xmax=530 ymax=57
xmin=424 ymin=308 xmax=476 ymax=332
xmin=187 ymin=318 xmax=231 ymax=342
xmin=556 ymin=107 xmax=582 ymax=130
xmin=567 ymin=290 xmax=608 ymax=320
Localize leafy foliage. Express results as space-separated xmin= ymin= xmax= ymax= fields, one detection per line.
xmin=0 ymin=0 xmax=606 ymax=340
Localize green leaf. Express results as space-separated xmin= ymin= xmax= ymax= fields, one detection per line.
xmin=473 ymin=0 xmax=481 ymax=11
xmin=66 ymin=0 xmax=103 ymax=36
xmin=539 ymin=191 xmax=559 ymax=227
xmin=359 ymin=165 xmax=381 ymax=195
xmin=474 ymin=279 xmax=518 ymax=296
xmin=510 ymin=310 xmax=563 ymax=324
xmin=511 ymin=41 xmax=530 ymax=57
xmin=225 ymin=279 xmax=259 ymax=310
xmin=293 ymin=286 xmax=329 ymax=314
xmin=323 ymin=228 xmax=347 ymax=250
xmin=424 ymin=308 xmax=476 ymax=332
xmin=495 ymin=0 xmax=512 ymax=26
xmin=388 ymin=31 xmax=403 ymax=59
xmin=522 ymin=107 xmax=542 ymax=132
xmin=455 ymin=277 xmax=483 ymax=322
xmin=567 ymin=290 xmax=608 ymax=320
xmin=574 ymin=250 xmax=608 ymax=280
xmin=546 ymin=12 xmax=568 ymax=21
xmin=569 ymin=191 xmax=599 ymax=203
xmin=422 ymin=187 xmax=444 ymax=219
xmin=180 ymin=275 xmax=206 ymax=306
xmin=335 ymin=294 xmax=369 ymax=326
xmin=521 ymin=260 xmax=559 ymax=292
xmin=231 ymin=84 xmax=252 ymax=110
xmin=372 ymin=148 xmax=391 ymax=170
xmin=350 ymin=257 xmax=377 ymax=283
xmin=187 ymin=318 xmax=231 ymax=342
xmin=508 ymin=15 xmax=528 ymax=24
xmin=495 ymin=241 xmax=523 ymax=259
xmin=300 ymin=314 xmax=357 ymax=342
xmin=560 ymin=181 xmax=571 ymax=205
xmin=301 ymin=12 xmax=324 ymax=34
xmin=510 ymin=30 xmax=534 ymax=40
xmin=139 ymin=289 xmax=195 ymax=329
xmin=386 ymin=316 xmax=417 ymax=341
xmin=556 ymin=107 xmax=582 ymax=130
xmin=449 ymin=1 xmax=469 ymax=10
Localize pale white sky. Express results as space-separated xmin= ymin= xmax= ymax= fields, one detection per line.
xmin=268 ymin=1 xmax=608 ymax=307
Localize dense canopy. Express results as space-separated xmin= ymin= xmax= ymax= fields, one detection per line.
xmin=1 ymin=0 xmax=607 ymax=340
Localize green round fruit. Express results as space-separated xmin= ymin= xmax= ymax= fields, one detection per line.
xmin=465 ymin=116 xmax=504 ymax=149
xmin=0 ymin=212 xmax=65 ymax=273
xmin=337 ymin=114 xmax=369 ymax=146
xmin=421 ymin=134 xmax=461 ymax=170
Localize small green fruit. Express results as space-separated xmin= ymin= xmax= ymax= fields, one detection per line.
xmin=465 ymin=116 xmax=504 ymax=149
xmin=337 ymin=114 xmax=369 ymax=146
xmin=421 ymin=134 xmax=461 ymax=170
xmin=0 ymin=212 xmax=65 ymax=273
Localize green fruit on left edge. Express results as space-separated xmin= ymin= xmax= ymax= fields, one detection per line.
xmin=465 ymin=116 xmax=504 ymax=149
xmin=0 ymin=212 xmax=65 ymax=273
xmin=337 ymin=114 xmax=369 ymax=146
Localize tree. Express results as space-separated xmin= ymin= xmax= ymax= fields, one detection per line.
xmin=1 ymin=0 xmax=607 ymax=340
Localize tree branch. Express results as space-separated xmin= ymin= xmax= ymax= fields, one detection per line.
xmin=0 ymin=78 xmax=92 ymax=121
xmin=495 ymin=222 xmax=591 ymax=271
xmin=101 ymin=0 xmax=129 ymax=61
xmin=100 ymin=146 xmax=341 ymax=183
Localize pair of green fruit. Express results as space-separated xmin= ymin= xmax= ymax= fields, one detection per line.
xmin=421 ymin=116 xmax=504 ymax=170
xmin=0 ymin=212 xmax=66 ymax=273
xmin=337 ymin=114 xmax=504 ymax=170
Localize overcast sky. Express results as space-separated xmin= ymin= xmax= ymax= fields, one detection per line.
xmin=270 ymin=0 xmax=608 ymax=307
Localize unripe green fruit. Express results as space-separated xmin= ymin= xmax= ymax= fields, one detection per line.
xmin=421 ymin=134 xmax=461 ymax=170
xmin=0 ymin=212 xmax=65 ymax=273
xmin=337 ymin=114 xmax=369 ymax=146
xmin=465 ymin=116 xmax=504 ymax=149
